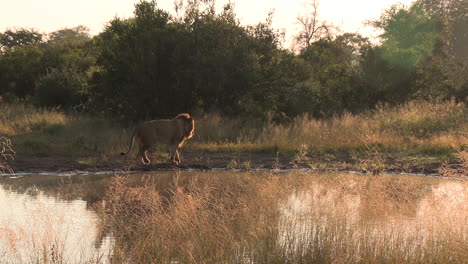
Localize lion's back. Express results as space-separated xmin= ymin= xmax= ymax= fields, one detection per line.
xmin=137 ymin=119 xmax=178 ymax=145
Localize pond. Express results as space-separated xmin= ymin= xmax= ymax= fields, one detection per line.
xmin=0 ymin=174 xmax=113 ymax=263
xmin=0 ymin=171 xmax=466 ymax=263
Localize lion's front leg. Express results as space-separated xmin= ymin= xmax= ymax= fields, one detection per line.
xmin=174 ymin=149 xmax=181 ymax=164
xmin=169 ymin=145 xmax=179 ymax=165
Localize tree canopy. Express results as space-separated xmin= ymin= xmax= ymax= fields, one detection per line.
xmin=0 ymin=0 xmax=465 ymax=121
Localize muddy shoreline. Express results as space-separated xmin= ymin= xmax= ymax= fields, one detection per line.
xmin=4 ymin=151 xmax=464 ymax=177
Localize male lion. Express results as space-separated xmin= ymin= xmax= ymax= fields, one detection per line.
xmin=120 ymin=113 xmax=195 ymax=165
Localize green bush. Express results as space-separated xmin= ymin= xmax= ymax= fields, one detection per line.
xmin=34 ymin=68 xmax=86 ymax=108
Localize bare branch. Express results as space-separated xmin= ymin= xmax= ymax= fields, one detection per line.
xmin=293 ymin=0 xmax=338 ymax=51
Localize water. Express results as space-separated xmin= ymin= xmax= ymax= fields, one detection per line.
xmin=278 ymin=179 xmax=467 ymax=259
xmin=0 ymin=178 xmax=113 ymax=263
xmin=1 ymin=168 xmax=446 ymax=178
xmin=0 ymin=171 xmax=466 ymax=263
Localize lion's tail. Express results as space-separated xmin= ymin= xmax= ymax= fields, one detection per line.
xmin=120 ymin=129 xmax=137 ymax=156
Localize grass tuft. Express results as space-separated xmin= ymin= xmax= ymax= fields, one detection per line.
xmin=97 ymin=171 xmax=468 ymax=263
xmin=0 ymin=136 xmax=15 ymax=174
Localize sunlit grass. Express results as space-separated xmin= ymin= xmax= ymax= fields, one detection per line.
xmin=0 ymin=103 xmax=128 ymax=156
xmin=191 ymin=100 xmax=467 ymax=155
xmin=188 ymin=100 xmax=467 ymax=173
xmin=0 ymin=100 xmax=466 ymax=172
xmin=98 ymin=171 xmax=468 ymax=263
xmin=0 ymin=136 xmax=15 ymax=174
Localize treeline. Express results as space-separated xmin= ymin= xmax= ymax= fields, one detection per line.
xmin=0 ymin=0 xmax=466 ymax=121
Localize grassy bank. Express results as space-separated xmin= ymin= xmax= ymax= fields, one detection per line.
xmin=196 ymin=101 xmax=467 ymax=154
xmin=0 ymin=101 xmax=466 ymax=173
xmin=98 ymin=171 xmax=467 ymax=263
xmin=195 ymin=101 xmax=467 ymax=173
xmin=0 ymin=104 xmax=126 ymax=157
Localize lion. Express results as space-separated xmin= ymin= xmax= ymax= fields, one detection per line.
xmin=120 ymin=113 xmax=195 ymax=165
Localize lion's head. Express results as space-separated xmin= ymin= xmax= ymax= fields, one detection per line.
xmin=176 ymin=113 xmax=195 ymax=139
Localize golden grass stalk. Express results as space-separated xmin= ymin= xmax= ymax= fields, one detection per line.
xmin=99 ymin=172 xmax=468 ymax=263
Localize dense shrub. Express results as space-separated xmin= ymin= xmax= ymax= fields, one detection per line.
xmin=34 ymin=68 xmax=86 ymax=108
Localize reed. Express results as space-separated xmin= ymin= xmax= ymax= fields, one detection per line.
xmin=98 ymin=171 xmax=467 ymax=263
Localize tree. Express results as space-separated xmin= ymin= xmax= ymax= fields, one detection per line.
xmin=42 ymin=26 xmax=95 ymax=73
xmin=33 ymin=26 xmax=95 ymax=108
xmin=294 ymin=0 xmax=337 ymax=51
xmin=372 ymin=4 xmax=440 ymax=70
xmin=0 ymin=26 xmax=95 ymax=106
xmin=90 ymin=0 xmax=298 ymax=121
xmin=299 ymin=34 xmax=375 ymax=117
xmin=0 ymin=44 xmax=45 ymax=98
xmin=0 ymin=28 xmax=45 ymax=98
xmin=367 ymin=3 xmax=452 ymax=102
xmin=0 ymin=28 xmax=43 ymax=53
xmin=35 ymin=68 xmax=87 ymax=108
xmin=417 ymin=0 xmax=467 ymax=62
xmin=48 ymin=25 xmax=91 ymax=45
xmin=416 ymin=0 xmax=468 ymax=100
xmin=91 ymin=0 xmax=191 ymax=120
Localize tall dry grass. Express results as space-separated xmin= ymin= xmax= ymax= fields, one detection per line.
xmin=0 ymin=136 xmax=15 ymax=174
xmin=192 ymin=100 xmax=467 ymax=155
xmin=99 ymin=171 xmax=468 ymax=263
xmin=0 ymin=103 xmax=127 ymax=156
xmin=0 ymin=100 xmax=466 ymax=166
xmin=98 ymin=172 xmax=288 ymax=263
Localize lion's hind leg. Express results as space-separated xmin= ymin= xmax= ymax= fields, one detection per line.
xmin=138 ymin=145 xmax=151 ymax=165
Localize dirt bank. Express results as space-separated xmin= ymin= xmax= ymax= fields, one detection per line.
xmin=5 ymin=150 xmax=461 ymax=176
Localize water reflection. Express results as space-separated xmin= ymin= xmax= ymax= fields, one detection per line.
xmin=0 ymin=185 xmax=112 ymax=263
xmin=279 ymin=178 xmax=467 ymax=262
xmin=0 ymin=172 xmax=466 ymax=263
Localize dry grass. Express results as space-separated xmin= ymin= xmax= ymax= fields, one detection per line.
xmin=192 ymin=100 xmax=467 ymax=155
xmin=189 ymin=100 xmax=467 ymax=173
xmin=0 ymin=103 xmax=127 ymax=157
xmin=439 ymin=150 xmax=468 ymax=177
xmin=98 ymin=171 xmax=468 ymax=263
xmin=1 ymin=171 xmax=466 ymax=263
xmin=0 ymin=136 xmax=15 ymax=174
xmin=0 ymin=100 xmax=466 ymax=171
xmin=98 ymin=172 xmax=288 ymax=263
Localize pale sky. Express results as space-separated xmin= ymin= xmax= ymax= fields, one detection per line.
xmin=1 ymin=0 xmax=416 ymax=46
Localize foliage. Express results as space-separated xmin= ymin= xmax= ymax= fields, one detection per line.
xmin=34 ymin=67 xmax=87 ymax=108
xmin=0 ymin=0 xmax=466 ymax=121
xmin=370 ymin=2 xmax=467 ymax=102
xmin=89 ymin=1 xmax=296 ymax=120
xmin=416 ymin=0 xmax=468 ymax=101
xmin=0 ymin=28 xmax=43 ymax=52
xmin=0 ymin=44 xmax=45 ymax=98
xmin=373 ymin=4 xmax=440 ymax=69
xmin=0 ymin=26 xmax=95 ymax=107
xmin=298 ymin=34 xmax=376 ymax=117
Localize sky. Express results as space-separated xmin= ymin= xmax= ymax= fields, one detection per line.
xmin=0 ymin=0 xmax=416 ymax=47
